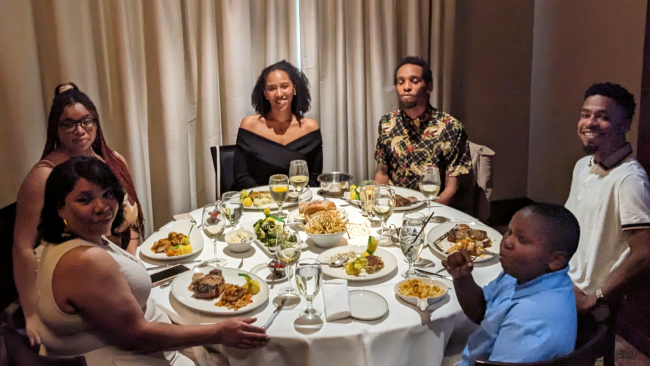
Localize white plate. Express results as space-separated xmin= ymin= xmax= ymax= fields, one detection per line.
xmin=317 ymin=245 xmax=397 ymax=281
xmin=141 ymin=220 xmax=204 ymax=261
xmin=250 ymin=263 xmax=287 ymax=284
xmin=345 ymin=186 xmax=427 ymax=211
xmin=170 ymin=267 xmax=270 ymax=314
xmin=427 ymin=222 xmax=502 ymax=262
xmin=349 ymin=290 xmax=388 ymax=320
xmin=244 ymin=186 xmax=313 ymax=210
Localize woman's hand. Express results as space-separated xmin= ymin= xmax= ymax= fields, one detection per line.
xmin=214 ymin=318 xmax=269 ymax=349
xmin=25 ymin=313 xmax=42 ymax=346
xmin=442 ymin=249 xmax=474 ymax=280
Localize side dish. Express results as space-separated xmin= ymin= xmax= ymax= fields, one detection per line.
xmin=398 ymin=278 xmax=445 ymax=299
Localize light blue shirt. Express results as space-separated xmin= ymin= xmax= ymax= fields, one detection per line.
xmin=460 ymin=267 xmax=577 ymax=366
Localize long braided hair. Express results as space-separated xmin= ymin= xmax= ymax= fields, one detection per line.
xmin=41 ymin=83 xmax=145 ymax=236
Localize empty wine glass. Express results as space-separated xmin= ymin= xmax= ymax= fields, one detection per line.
xmin=400 ymin=213 xmax=426 ymax=277
xmin=419 ymin=166 xmax=446 ymax=223
xmin=372 ymin=185 xmax=396 ymax=246
xmin=289 ymin=160 xmax=309 ymax=205
xmin=274 ymin=227 xmax=301 ymax=295
xmin=295 ymin=258 xmax=322 ymax=319
xmin=219 ymin=191 xmax=243 ymax=229
xmin=269 ymin=174 xmax=290 ymax=218
xmin=201 ymin=203 xmax=227 ymax=267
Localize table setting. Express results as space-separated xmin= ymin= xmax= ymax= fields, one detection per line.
xmin=137 ymin=164 xmax=504 ymax=366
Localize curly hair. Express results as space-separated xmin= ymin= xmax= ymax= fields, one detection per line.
xmin=393 ymin=56 xmax=433 ymax=86
xmin=584 ymin=82 xmax=636 ymax=120
xmin=41 ymin=83 xmax=144 ymax=236
xmin=251 ymin=60 xmax=311 ymax=120
xmin=39 ymin=156 xmax=125 ymax=244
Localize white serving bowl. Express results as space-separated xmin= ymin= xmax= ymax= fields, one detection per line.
xmin=305 ymin=231 xmax=345 ymax=248
xmin=224 ymin=229 xmax=256 ymax=252
xmin=394 ymin=277 xmax=449 ymax=311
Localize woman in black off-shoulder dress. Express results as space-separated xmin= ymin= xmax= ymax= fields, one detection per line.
xmin=234 ymin=60 xmax=323 ymax=190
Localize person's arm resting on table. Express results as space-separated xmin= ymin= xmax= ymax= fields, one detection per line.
xmin=442 ymin=249 xmax=486 ymax=324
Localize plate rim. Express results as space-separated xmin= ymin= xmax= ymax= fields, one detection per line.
xmin=348 ymin=289 xmax=389 ymax=320
xmin=170 ymin=267 xmax=270 ymax=315
xmin=140 ymin=220 xmax=204 ymax=261
xmin=426 ymin=222 xmax=502 ymax=262
xmin=316 ymin=245 xmax=397 ymax=282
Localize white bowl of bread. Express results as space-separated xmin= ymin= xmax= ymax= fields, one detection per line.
xmin=300 ymin=200 xmax=348 ymax=248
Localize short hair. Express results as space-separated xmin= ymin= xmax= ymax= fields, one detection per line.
xmin=584 ymin=82 xmax=636 ymax=120
xmin=251 ymin=60 xmax=311 ymax=120
xmin=521 ymin=203 xmax=580 ymax=258
xmin=393 ymin=56 xmax=433 ymax=86
xmin=39 ymin=156 xmax=125 ymax=244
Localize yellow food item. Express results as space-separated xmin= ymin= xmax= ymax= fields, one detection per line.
xmin=181 ymin=235 xmax=190 ymax=245
xmin=271 ymin=186 xmax=288 ymax=193
xmin=367 ymin=236 xmax=378 ymax=255
xmin=350 ymin=191 xmax=358 ymax=200
xmin=360 ymin=251 xmax=370 ymax=258
xmin=243 ymin=279 xmax=260 ymax=295
xmin=345 ymin=257 xmax=368 ymax=276
xmin=398 ymin=279 xmax=444 ymax=299
xmin=349 ymin=185 xmax=357 ymax=192
xmin=166 ymin=244 xmax=193 ymax=257
xmin=243 ymin=197 xmax=253 ymax=207
xmin=263 ymin=207 xmax=271 ymax=216
xmin=241 ymin=189 xmax=249 ymax=198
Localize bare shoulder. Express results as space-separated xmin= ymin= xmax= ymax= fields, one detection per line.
xmin=113 ymin=151 xmax=130 ymax=169
xmin=17 ymin=165 xmax=53 ymax=201
xmin=239 ymin=114 xmax=263 ymax=131
xmin=300 ymin=117 xmax=319 ymax=133
xmin=57 ymin=244 xmax=119 ymax=279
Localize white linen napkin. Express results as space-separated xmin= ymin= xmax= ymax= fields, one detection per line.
xmin=322 ymin=279 xmax=351 ymax=321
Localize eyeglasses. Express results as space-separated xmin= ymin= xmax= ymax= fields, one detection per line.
xmin=58 ymin=117 xmax=96 ymax=133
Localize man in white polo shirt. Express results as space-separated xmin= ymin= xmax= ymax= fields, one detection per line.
xmin=566 ymin=82 xmax=650 ymax=313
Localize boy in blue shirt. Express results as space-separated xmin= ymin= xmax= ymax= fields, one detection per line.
xmin=443 ymin=203 xmax=579 ymax=365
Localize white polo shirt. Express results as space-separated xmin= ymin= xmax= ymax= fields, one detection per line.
xmin=565 ymin=144 xmax=650 ymax=294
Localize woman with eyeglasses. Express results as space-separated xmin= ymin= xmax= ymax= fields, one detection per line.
xmin=13 ymin=83 xmax=144 ymax=346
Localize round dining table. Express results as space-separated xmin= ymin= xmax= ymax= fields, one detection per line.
xmin=138 ymin=187 xmax=503 ymax=366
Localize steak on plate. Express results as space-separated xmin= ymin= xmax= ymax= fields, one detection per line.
xmin=193 ymin=272 xmax=226 ymax=299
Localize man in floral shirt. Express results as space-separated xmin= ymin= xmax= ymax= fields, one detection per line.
xmin=374 ymin=56 xmax=472 ymax=205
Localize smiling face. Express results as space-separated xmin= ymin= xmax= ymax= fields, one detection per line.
xmin=263 ymin=70 xmax=295 ymax=113
xmin=58 ymin=178 xmax=119 ymax=242
xmin=578 ymin=95 xmax=630 ymax=155
xmin=395 ymin=64 xmax=432 ymax=110
xmin=57 ymin=103 xmax=97 ymax=154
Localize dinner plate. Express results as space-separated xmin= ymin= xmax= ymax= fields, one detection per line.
xmin=317 ymin=245 xmax=397 ymax=281
xmin=250 ymin=263 xmax=287 ymax=284
xmin=170 ymin=267 xmax=270 ymax=315
xmin=345 ymin=186 xmax=427 ymax=212
xmin=427 ymin=222 xmax=502 ymax=262
xmin=141 ymin=220 xmax=204 ymax=261
xmin=349 ymin=290 xmax=389 ymax=320
xmin=243 ymin=186 xmax=313 ymax=210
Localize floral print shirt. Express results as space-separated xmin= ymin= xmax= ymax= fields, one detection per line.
xmin=374 ymin=105 xmax=472 ymax=190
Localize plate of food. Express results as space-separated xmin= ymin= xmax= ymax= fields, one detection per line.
xmin=427 ymin=223 xmax=501 ymax=262
xmin=170 ymin=267 xmax=269 ymax=314
xmin=345 ymin=185 xmax=427 ymax=212
xmin=141 ymin=220 xmax=204 ymax=260
xmin=395 ymin=278 xmax=448 ymax=311
xmin=242 ymin=186 xmax=313 ymax=210
xmin=317 ymin=240 xmax=397 ymax=281
xmin=288 ymin=199 xmax=347 ymax=224
xmin=240 ymin=218 xmax=305 ymax=255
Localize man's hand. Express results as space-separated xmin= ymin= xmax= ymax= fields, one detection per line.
xmin=573 ymin=286 xmax=598 ymax=314
xmin=442 ymin=249 xmax=474 ymax=280
xmin=214 ymin=318 xmax=269 ymax=349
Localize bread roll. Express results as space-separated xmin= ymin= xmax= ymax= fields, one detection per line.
xmin=322 ymin=200 xmax=336 ymax=211
xmin=304 ymin=202 xmax=325 ymax=217
xmin=299 ymin=201 xmax=310 ymax=214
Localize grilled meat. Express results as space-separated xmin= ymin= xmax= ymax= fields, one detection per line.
xmin=221 ymin=285 xmax=247 ymax=302
xmin=193 ymin=272 xmax=226 ymax=299
xmin=365 ymin=255 xmax=385 ymax=274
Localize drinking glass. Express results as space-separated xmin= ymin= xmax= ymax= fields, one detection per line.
xmin=419 ymin=166 xmax=446 ymax=223
xmin=274 ymin=227 xmax=301 ymax=295
xmin=201 ymin=203 xmax=227 ymax=267
xmin=358 ymin=181 xmax=378 ymax=222
xmin=400 ymin=213 xmax=426 ymax=277
xmin=295 ymin=258 xmax=323 ymax=319
xmin=269 ymin=174 xmax=290 ymax=218
xmin=372 ymin=185 xmax=396 ymax=246
xmin=289 ymin=160 xmax=309 ymax=205
xmin=219 ymin=191 xmax=243 ymax=229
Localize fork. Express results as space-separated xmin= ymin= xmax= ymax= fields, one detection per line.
xmin=238 ymin=257 xmax=244 ymax=269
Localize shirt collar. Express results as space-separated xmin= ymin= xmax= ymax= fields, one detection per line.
xmin=511 ymin=266 xmax=571 ymax=300
xmin=589 ymin=142 xmax=633 ymax=170
xmin=400 ymin=104 xmax=436 ymax=128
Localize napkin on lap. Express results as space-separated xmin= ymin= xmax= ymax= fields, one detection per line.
xmin=322 ymin=279 xmax=351 ymax=321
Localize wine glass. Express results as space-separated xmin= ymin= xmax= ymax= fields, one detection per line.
xmin=358 ymin=181 xmax=378 ymax=223
xmin=372 ymin=185 xmax=396 ymax=246
xmin=295 ymin=258 xmax=323 ymax=319
xmin=274 ymin=227 xmax=301 ymax=295
xmin=201 ymin=203 xmax=227 ymax=267
xmin=289 ymin=160 xmax=309 ymax=205
xmin=400 ymin=213 xmax=426 ymax=277
xmin=219 ymin=191 xmax=243 ymax=229
xmin=269 ymin=174 xmax=290 ymax=218
xmin=419 ymin=166 xmax=446 ymax=223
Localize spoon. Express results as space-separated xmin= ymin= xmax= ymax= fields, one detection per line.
xmin=325 ymin=258 xmax=348 ymax=267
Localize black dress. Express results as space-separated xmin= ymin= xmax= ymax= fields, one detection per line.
xmin=233 ymin=128 xmax=323 ymax=190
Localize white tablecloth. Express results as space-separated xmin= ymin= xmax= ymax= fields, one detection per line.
xmin=139 ymin=188 xmax=503 ymax=366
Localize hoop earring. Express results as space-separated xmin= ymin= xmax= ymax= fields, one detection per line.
xmin=62 ymin=218 xmax=71 ymax=238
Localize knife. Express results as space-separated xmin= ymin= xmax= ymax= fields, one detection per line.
xmin=262 ymin=297 xmax=286 ymax=330
xmin=415 ymin=268 xmax=453 ymax=280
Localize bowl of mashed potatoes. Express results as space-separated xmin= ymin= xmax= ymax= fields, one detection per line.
xmin=224 ymin=229 xmax=256 ymax=252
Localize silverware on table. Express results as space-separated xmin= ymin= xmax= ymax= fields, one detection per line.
xmin=146 ymin=259 xmax=202 ymax=271
xmin=414 ymin=268 xmax=453 ymax=280
xmin=262 ymin=297 xmax=287 ymax=330
xmin=238 ymin=257 xmax=244 ymax=269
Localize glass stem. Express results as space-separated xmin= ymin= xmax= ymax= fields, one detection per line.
xmin=213 ymin=238 xmax=218 ymax=259
xmin=381 ymin=220 xmax=386 ymax=241
xmin=306 ymin=298 xmax=314 ymax=314
xmin=287 ymin=265 xmax=294 ymax=291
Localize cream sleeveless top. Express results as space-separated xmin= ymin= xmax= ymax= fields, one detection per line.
xmin=36 ymin=238 xmax=194 ymax=366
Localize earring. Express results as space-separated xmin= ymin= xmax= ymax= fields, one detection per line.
xmin=294 ymin=90 xmax=296 ymax=95
xmin=62 ymin=218 xmax=71 ymax=238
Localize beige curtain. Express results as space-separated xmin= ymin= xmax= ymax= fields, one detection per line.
xmin=299 ymin=0 xmax=455 ymax=182
xmin=0 ymin=0 xmax=296 ymax=233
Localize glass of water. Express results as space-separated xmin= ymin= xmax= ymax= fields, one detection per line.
xmin=274 ymin=227 xmax=301 ymax=295
xmin=218 ymin=191 xmax=243 ymax=229
xmin=400 ymin=213 xmax=426 ymax=278
xmin=295 ymin=258 xmax=323 ymax=319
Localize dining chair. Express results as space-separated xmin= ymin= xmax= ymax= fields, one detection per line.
xmin=474 ymin=323 xmax=610 ymax=366
xmin=0 ymin=324 xmax=87 ymax=366
xmin=210 ymin=145 xmax=236 ymax=198
xmin=615 ymin=278 xmax=650 ymax=359
xmin=468 ymin=141 xmax=495 ymax=223
xmin=0 ymin=202 xmax=18 ymax=312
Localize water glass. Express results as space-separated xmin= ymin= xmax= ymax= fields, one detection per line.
xmin=400 ymin=230 xmax=424 ymax=278
xmin=295 ymin=258 xmax=322 ymax=319
xmin=269 ymin=174 xmax=290 ymax=218
xmin=219 ymin=191 xmax=243 ymax=229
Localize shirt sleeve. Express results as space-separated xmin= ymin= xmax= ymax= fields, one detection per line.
xmin=374 ymin=115 xmax=391 ymax=166
xmin=619 ymin=174 xmax=650 ymax=230
xmin=442 ymin=118 xmax=473 ymax=177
